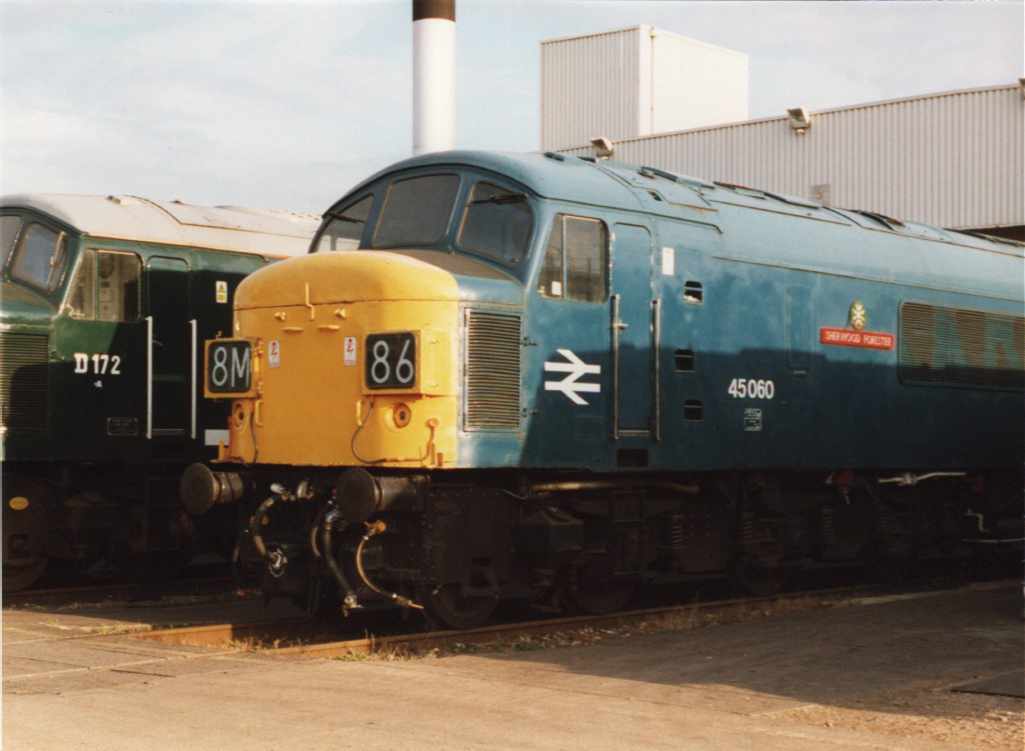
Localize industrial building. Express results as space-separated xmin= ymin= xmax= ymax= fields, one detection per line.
xmin=542 ymin=27 xmax=1025 ymax=239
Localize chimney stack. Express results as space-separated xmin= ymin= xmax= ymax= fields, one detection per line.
xmin=412 ymin=0 xmax=456 ymax=155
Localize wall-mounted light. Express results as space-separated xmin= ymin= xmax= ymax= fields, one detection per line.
xmin=590 ymin=136 xmax=614 ymax=158
xmin=787 ymin=107 xmax=811 ymax=134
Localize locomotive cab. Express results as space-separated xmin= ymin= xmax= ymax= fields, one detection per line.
xmin=1 ymin=211 xmax=76 ymax=589
xmin=206 ymin=164 xmax=538 ymax=470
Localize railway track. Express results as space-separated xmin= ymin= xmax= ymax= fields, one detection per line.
xmin=133 ymin=579 xmax=1015 ymax=659
xmin=3 ymin=576 xmax=239 ymax=608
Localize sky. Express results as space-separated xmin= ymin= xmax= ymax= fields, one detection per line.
xmin=0 ymin=0 xmax=1022 ymax=213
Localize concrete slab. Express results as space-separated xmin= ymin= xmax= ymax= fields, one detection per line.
xmin=2 ymin=594 xmax=304 ymax=642
xmin=3 ymin=585 xmax=1022 ymax=751
xmin=0 ymin=657 xmax=978 ymax=751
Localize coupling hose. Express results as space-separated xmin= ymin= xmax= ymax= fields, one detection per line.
xmin=321 ymin=508 xmax=359 ymax=612
xmin=355 ymin=520 xmax=424 ymax=610
xmin=248 ymin=496 xmax=277 ymax=560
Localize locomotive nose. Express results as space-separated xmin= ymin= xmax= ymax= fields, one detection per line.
xmin=215 ymin=251 xmax=460 ymax=469
xmin=233 ymin=250 xmax=461 ymax=309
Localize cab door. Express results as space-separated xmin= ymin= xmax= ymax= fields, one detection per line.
xmin=526 ymin=212 xmax=612 ymax=469
xmin=610 ymin=223 xmax=657 ymax=438
xmin=145 ymin=256 xmax=189 ymax=438
xmin=56 ymin=246 xmax=147 ymax=461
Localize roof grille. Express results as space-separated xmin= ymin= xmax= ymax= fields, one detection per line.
xmin=0 ymin=333 xmax=48 ymax=431
xmin=465 ymin=311 xmax=521 ymax=430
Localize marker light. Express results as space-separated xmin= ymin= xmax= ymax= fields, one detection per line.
xmin=393 ymin=403 xmax=412 ymax=428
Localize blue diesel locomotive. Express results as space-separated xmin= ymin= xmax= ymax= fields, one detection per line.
xmin=185 ymin=151 xmax=1024 ymax=628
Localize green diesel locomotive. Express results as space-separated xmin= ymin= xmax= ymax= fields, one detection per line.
xmin=1 ymin=194 xmax=317 ymax=590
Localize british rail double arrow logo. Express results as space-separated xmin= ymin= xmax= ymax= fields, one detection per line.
xmin=544 ymin=349 xmax=601 ymax=406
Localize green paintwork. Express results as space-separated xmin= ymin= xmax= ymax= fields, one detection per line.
xmin=0 ymin=281 xmax=54 ymax=327
xmin=2 ymin=209 xmax=268 ymax=465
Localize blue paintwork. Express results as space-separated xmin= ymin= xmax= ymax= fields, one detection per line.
xmin=321 ymin=150 xmax=1024 ymax=474
xmin=611 ymin=222 xmax=655 ymax=432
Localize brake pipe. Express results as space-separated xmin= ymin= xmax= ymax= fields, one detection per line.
xmin=528 ymin=480 xmax=700 ymax=495
xmin=355 ymin=520 xmax=424 ymax=610
xmin=877 ymin=472 xmax=967 ymax=486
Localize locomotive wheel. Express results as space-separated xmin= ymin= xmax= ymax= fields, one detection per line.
xmin=3 ymin=478 xmax=50 ymax=592
xmin=424 ymin=583 xmax=498 ymax=630
xmin=3 ymin=557 xmax=48 ymax=593
xmin=732 ymin=556 xmax=785 ymax=597
xmin=561 ymin=553 xmax=636 ymax=615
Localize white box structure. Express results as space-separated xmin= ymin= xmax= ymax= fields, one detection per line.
xmin=541 ymin=26 xmax=748 ymax=152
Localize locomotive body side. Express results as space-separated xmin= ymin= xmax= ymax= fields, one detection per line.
xmin=188 ymin=152 xmax=1023 ymax=627
xmin=1 ymin=194 xmax=318 ymax=589
xmin=512 ymin=161 xmax=1023 ymax=473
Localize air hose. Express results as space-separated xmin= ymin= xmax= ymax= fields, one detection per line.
xmin=248 ymin=496 xmax=277 ymax=560
xmin=308 ymin=504 xmax=329 ymax=559
xmin=354 ymin=520 xmax=424 ymax=610
xmin=321 ymin=507 xmax=359 ymax=612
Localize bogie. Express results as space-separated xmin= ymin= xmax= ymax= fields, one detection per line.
xmin=220 ymin=467 xmax=1023 ymax=630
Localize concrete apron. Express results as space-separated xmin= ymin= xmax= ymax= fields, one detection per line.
xmin=3 ymin=585 xmax=1023 ymax=751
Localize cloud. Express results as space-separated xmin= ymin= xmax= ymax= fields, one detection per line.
xmin=1 ymin=1 xmax=410 ymax=208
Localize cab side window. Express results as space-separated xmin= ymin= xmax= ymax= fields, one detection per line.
xmin=68 ymin=250 xmax=141 ymax=322
xmin=537 ymin=214 xmax=608 ymax=303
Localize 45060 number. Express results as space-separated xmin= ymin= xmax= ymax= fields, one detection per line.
xmin=727 ymin=378 xmax=775 ymax=400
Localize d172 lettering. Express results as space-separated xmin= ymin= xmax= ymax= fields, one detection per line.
xmin=74 ymin=353 xmax=122 ymax=376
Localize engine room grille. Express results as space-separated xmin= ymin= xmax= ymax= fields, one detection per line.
xmin=464 ymin=310 xmax=521 ymax=430
xmin=0 ymin=333 xmax=49 ymax=431
xmin=899 ymin=302 xmax=1025 ymax=389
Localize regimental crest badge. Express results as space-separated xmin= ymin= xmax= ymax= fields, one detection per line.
xmin=848 ymin=300 xmax=867 ymax=331
xmin=820 ymin=299 xmax=893 ymax=350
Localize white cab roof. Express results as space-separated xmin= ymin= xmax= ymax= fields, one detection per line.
xmin=1 ymin=193 xmax=321 ymax=258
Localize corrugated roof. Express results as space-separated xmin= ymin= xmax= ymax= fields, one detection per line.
xmin=0 ymin=194 xmax=320 ymax=258
xmin=563 ymin=83 xmax=1022 ymax=147
xmin=557 ymin=83 xmax=1024 ymax=231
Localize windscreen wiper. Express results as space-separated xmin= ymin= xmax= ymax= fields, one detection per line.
xmin=468 ymin=193 xmax=527 ymax=206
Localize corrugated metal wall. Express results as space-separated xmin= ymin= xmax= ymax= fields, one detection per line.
xmin=559 ymin=85 xmax=1024 ymax=230
xmin=541 ymin=28 xmax=643 ymax=152
xmin=540 ymin=26 xmax=749 ymax=153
